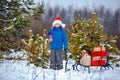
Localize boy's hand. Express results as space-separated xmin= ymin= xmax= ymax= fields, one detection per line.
xmin=49 ymin=38 xmax=52 ymax=42
xmin=64 ymin=48 xmax=68 ymax=53
xmin=48 ymin=34 xmax=53 ymax=42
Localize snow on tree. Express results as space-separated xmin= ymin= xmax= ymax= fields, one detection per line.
xmin=69 ymin=12 xmax=119 ymax=62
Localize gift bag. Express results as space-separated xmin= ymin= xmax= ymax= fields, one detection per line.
xmin=80 ymin=50 xmax=91 ymax=66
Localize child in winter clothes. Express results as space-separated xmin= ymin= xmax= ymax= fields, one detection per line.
xmin=48 ymin=17 xmax=68 ymax=70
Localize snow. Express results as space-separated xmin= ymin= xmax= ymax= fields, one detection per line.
xmin=3 ymin=49 xmax=27 ymax=60
xmin=0 ymin=51 xmax=120 ymax=80
xmin=0 ymin=58 xmax=120 ymax=80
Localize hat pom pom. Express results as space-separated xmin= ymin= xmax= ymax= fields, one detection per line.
xmin=62 ymin=24 xmax=66 ymax=28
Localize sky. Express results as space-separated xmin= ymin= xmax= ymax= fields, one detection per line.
xmin=34 ymin=0 xmax=120 ymax=11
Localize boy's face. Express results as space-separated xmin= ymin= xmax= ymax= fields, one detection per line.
xmin=54 ymin=23 xmax=60 ymax=27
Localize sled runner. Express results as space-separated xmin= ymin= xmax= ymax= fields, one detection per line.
xmin=64 ymin=51 xmax=72 ymax=72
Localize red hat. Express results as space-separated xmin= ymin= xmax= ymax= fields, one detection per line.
xmin=52 ymin=17 xmax=66 ymax=28
xmin=54 ymin=17 xmax=62 ymax=20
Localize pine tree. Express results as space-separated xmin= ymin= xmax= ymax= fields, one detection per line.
xmin=69 ymin=12 xmax=119 ymax=62
xmin=21 ymin=29 xmax=50 ymax=68
xmin=0 ymin=0 xmax=44 ymax=52
xmin=21 ymin=1 xmax=46 ymax=68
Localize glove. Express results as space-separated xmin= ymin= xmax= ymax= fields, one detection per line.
xmin=64 ymin=48 xmax=68 ymax=60
xmin=64 ymin=48 xmax=68 ymax=53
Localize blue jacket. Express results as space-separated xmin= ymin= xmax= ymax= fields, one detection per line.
xmin=48 ymin=27 xmax=68 ymax=50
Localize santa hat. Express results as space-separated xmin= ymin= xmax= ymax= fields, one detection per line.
xmin=52 ymin=17 xmax=66 ymax=28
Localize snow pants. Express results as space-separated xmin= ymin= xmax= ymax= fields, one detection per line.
xmin=50 ymin=49 xmax=63 ymax=70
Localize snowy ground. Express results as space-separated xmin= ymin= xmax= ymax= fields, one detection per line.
xmin=0 ymin=59 xmax=120 ymax=80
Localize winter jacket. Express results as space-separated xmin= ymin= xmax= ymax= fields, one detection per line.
xmin=48 ymin=27 xmax=68 ymax=50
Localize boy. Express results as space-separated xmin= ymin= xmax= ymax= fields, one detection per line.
xmin=48 ymin=17 xmax=68 ymax=70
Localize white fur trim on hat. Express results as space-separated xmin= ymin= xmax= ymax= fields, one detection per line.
xmin=52 ymin=20 xmax=62 ymax=27
xmin=62 ymin=24 xmax=66 ymax=28
xmin=52 ymin=17 xmax=66 ymax=28
xmin=52 ymin=20 xmax=66 ymax=28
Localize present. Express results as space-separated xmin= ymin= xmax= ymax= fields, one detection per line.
xmin=91 ymin=60 xmax=106 ymax=66
xmin=91 ymin=51 xmax=108 ymax=57
xmin=93 ymin=46 xmax=106 ymax=52
xmin=92 ymin=56 xmax=107 ymax=61
xmin=91 ymin=56 xmax=107 ymax=66
xmin=92 ymin=56 xmax=100 ymax=60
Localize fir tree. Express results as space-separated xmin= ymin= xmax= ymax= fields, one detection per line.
xmin=21 ymin=1 xmax=46 ymax=68
xmin=0 ymin=0 xmax=44 ymax=52
xmin=69 ymin=12 xmax=119 ymax=62
xmin=21 ymin=29 xmax=50 ymax=68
